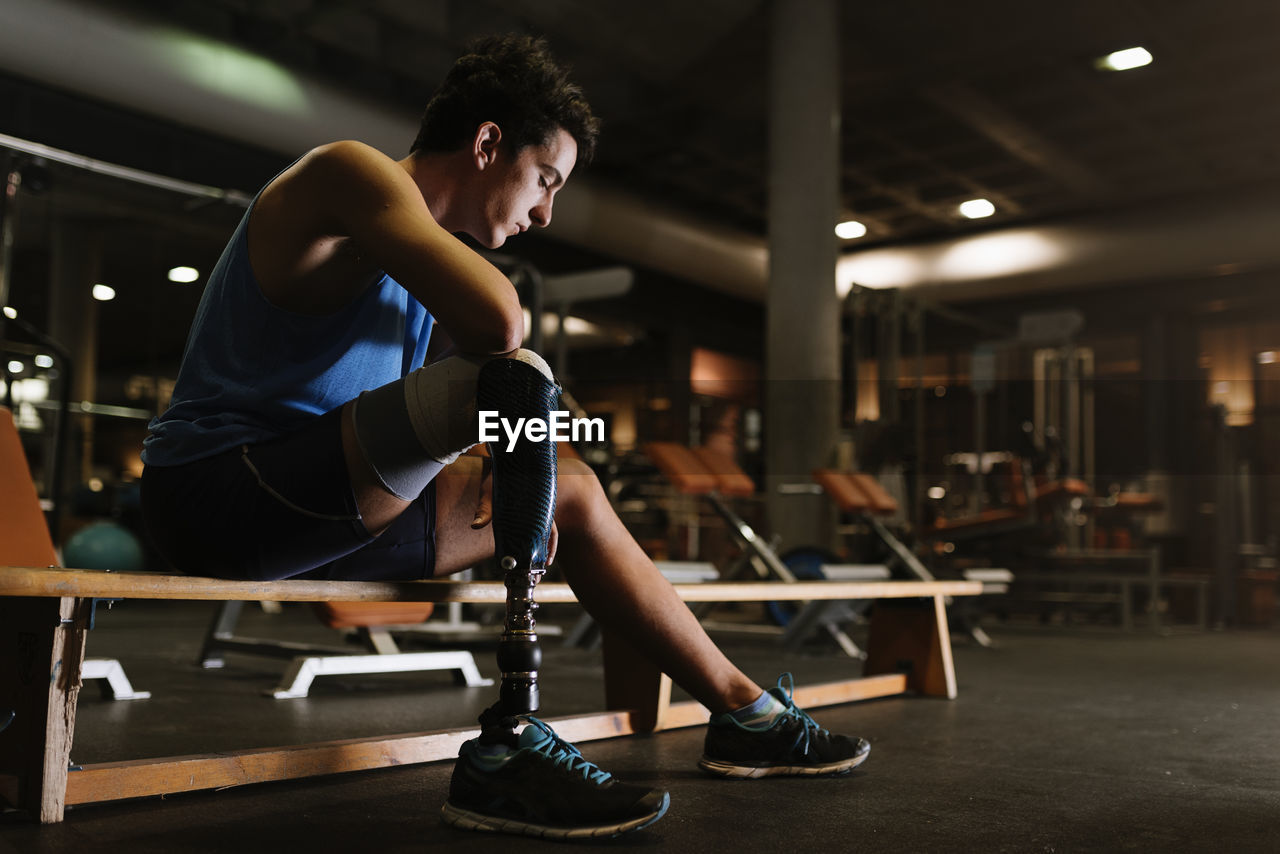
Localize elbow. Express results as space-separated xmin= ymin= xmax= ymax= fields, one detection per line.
xmin=470 ymin=296 xmax=524 ymax=355
xmin=493 ymin=292 xmax=525 ymax=353
xmin=495 ymin=309 xmax=525 ymax=354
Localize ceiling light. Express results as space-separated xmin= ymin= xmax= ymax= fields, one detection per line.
xmin=958 ymin=199 xmax=996 ymax=219
xmin=2 ymin=306 xmax=16 ymax=319
xmin=35 ymin=354 xmax=55 ymax=368
xmin=168 ymin=266 xmax=199 ymax=283
xmin=92 ymin=284 xmax=116 ymax=301
xmin=835 ymin=220 xmax=867 ymax=240
xmin=7 ymin=360 xmax=23 ymax=375
xmin=1097 ymin=47 xmax=1152 ymax=72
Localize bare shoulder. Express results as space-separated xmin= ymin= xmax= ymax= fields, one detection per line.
xmin=268 ymin=140 xmax=415 ymax=214
xmin=248 ymin=140 xmax=418 ymax=304
xmin=300 ymin=140 xmax=404 ymax=182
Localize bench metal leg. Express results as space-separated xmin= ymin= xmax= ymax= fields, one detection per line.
xmin=0 ymin=596 xmax=90 ymax=823
xmin=967 ymin=624 xmax=994 ymax=648
xmin=782 ymin=600 xmax=867 ymax=658
xmin=863 ymin=595 xmax=957 ymax=699
xmin=270 ymin=650 xmax=493 ymax=699
xmin=82 ymin=658 xmax=151 ymax=701
xmin=199 ymin=600 xmax=244 ymax=668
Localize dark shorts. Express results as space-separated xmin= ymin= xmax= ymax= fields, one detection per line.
xmin=140 ymin=408 xmax=437 ymax=582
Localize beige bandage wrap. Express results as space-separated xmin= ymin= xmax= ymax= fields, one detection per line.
xmin=403 ymin=349 xmax=555 ymax=465
xmin=351 ymin=349 xmax=556 ymax=500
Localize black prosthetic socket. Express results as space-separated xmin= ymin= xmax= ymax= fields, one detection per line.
xmin=474 ymin=358 xmax=560 ymax=745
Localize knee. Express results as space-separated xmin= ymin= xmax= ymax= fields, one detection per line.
xmin=556 ymin=457 xmax=605 ymax=526
xmin=500 ymin=348 xmax=556 ymax=384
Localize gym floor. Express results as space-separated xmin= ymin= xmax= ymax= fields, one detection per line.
xmin=2 ymin=602 xmax=1278 ymax=853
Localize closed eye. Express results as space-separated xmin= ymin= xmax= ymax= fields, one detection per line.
xmin=540 ymin=165 xmax=565 ymax=191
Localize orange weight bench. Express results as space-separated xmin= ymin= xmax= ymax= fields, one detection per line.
xmin=812 ymin=468 xmax=1014 ymax=647
xmin=924 ymin=457 xmax=1039 ymax=541
xmin=643 ymin=441 xmax=797 ymax=584
xmin=0 ymin=408 xmax=149 ymax=701
xmin=812 ymin=469 xmax=934 ymax=583
xmin=645 ymin=447 xmax=906 ymax=658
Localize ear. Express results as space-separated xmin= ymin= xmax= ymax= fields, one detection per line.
xmin=472 ymin=122 xmax=503 ymax=170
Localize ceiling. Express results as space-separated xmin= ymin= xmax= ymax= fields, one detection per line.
xmin=66 ymin=0 xmax=1280 ymax=246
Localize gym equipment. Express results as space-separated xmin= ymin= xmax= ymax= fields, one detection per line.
xmin=926 ymin=454 xmax=1038 ymax=540
xmin=3 ymin=131 xmax=251 ymax=538
xmin=1 ymin=168 xmax=74 ymax=536
xmin=812 ymin=468 xmax=1015 ymax=647
xmin=62 ymin=521 xmax=145 ymax=572
xmin=80 ymin=658 xmax=150 ymax=701
xmin=773 ymin=546 xmax=891 ymax=658
xmin=643 ymin=441 xmax=789 ymax=577
xmin=197 ymin=598 xmax=492 ymax=699
xmin=0 ymin=407 xmax=149 ymax=705
xmin=812 ymin=469 xmax=932 ymax=580
xmin=843 ymin=284 xmax=1013 ymax=530
xmin=642 ymin=442 xmax=897 ymax=657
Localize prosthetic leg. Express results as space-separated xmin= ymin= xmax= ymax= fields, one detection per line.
xmin=474 ymin=358 xmax=561 ymax=747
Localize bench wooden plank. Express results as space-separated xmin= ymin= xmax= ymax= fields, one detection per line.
xmin=62 ymin=674 xmax=911 ymax=807
xmin=1 ymin=565 xmax=975 ymax=822
xmin=0 ymin=567 xmax=982 ymax=602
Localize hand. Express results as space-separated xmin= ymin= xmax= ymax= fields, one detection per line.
xmin=470 ymin=455 xmax=493 ymax=530
xmin=469 ymin=456 xmax=559 ymax=566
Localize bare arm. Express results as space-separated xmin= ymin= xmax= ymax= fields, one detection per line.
xmin=255 ymin=141 xmax=523 ymax=355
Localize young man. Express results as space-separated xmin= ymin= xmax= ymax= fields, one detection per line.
xmin=140 ymin=35 xmax=869 ymax=840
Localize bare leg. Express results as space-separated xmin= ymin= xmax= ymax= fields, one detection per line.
xmin=339 ymin=400 xmax=412 ymax=536
xmin=433 ymin=455 xmax=762 ymax=716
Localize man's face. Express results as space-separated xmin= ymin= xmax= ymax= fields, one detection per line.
xmin=474 ymin=127 xmax=578 ymax=248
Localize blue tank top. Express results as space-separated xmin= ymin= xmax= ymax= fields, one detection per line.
xmin=142 ymin=201 xmax=434 ymax=466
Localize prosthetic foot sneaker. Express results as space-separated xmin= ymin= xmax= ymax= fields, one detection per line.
xmin=442 ymin=717 xmax=670 ymax=839
xmin=699 ymin=674 xmax=871 ymax=778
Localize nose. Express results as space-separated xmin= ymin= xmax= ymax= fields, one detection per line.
xmin=530 ymin=198 xmax=552 ymax=228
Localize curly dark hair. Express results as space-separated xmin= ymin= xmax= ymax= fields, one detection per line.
xmin=411 ymin=35 xmax=599 ymax=164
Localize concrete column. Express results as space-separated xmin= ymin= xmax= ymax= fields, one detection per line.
xmin=48 ymin=220 xmax=102 ymax=485
xmin=765 ymin=0 xmax=842 ymax=552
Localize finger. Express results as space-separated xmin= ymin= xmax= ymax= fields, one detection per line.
xmin=472 ymin=461 xmax=494 ymax=528
xmin=547 ymin=521 xmax=559 ymax=566
xmin=471 ymin=494 xmax=492 ymax=528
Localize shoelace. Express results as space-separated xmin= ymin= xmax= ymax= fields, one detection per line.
xmin=774 ymin=672 xmax=831 ymax=756
xmin=521 ymin=716 xmax=613 ymax=785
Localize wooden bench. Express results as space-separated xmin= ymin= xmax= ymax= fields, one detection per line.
xmin=0 ymin=565 xmax=979 ymax=823
xmin=0 ymin=408 xmax=979 ymax=821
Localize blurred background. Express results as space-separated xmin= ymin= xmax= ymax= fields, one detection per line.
xmin=2 ymin=0 xmax=1279 ymax=627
